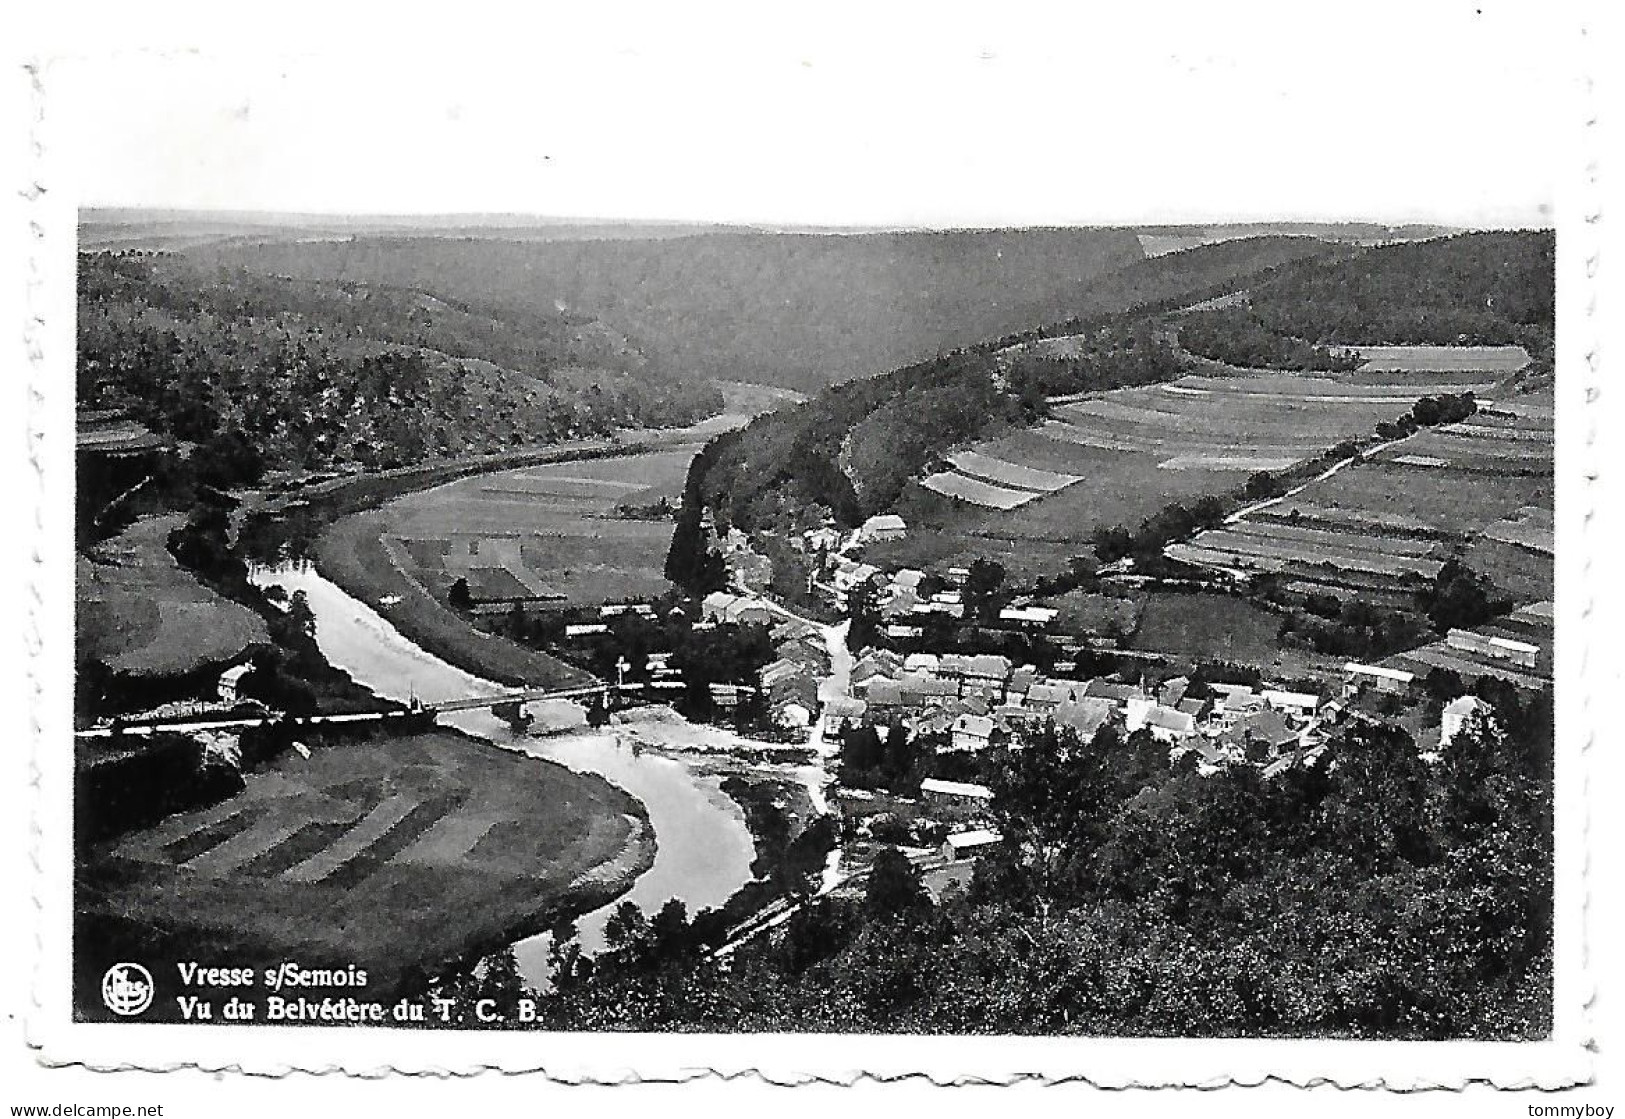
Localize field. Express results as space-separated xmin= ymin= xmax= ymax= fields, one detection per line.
xmin=1171 ymin=395 xmax=1554 ymax=601
xmin=76 ymin=730 xmax=653 ymax=1018
xmin=1352 ymin=345 xmax=1530 ymax=374
xmin=78 ymin=516 xmax=269 ymax=678
xmin=1127 ymin=593 xmax=1287 ymax=665
xmin=877 ymin=344 xmax=1554 ymax=606
xmin=315 ymin=447 xmax=694 ymax=687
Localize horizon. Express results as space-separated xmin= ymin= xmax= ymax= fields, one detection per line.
xmin=80 ymin=206 xmax=1552 ymax=235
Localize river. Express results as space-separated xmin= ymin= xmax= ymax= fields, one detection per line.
xmin=250 ymin=563 xmax=759 ymax=985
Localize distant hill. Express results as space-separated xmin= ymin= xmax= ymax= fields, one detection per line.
xmin=77 ymin=208 xmax=741 ymax=251
xmin=184 ymin=227 xmax=1149 ymax=393
xmin=77 ymin=252 xmax=722 ymax=478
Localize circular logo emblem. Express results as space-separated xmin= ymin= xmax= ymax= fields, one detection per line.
xmin=101 ymin=963 xmax=155 ymax=1017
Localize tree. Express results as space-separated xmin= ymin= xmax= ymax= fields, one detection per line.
xmin=964 ymin=558 xmax=1007 ymax=620
xmin=1244 ymin=471 xmax=1284 ymax=500
xmin=604 ymin=901 xmax=647 ymax=951
xmin=864 ymin=847 xmax=930 ymax=921
xmin=448 ymin=577 xmax=472 ymax=609
xmin=845 ymin=579 xmax=881 ymax=652
xmin=1420 ymin=560 xmax=1502 ymax=633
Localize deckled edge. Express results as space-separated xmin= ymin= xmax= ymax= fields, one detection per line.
xmin=18 ymin=29 xmax=1602 ymax=1090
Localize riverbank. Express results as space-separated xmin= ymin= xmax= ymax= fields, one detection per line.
xmin=74 ymin=726 xmax=655 ymax=1021
xmin=312 ymin=509 xmax=590 ymax=690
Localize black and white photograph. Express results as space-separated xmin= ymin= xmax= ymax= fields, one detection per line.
xmin=4 ymin=0 xmax=1618 ymax=1110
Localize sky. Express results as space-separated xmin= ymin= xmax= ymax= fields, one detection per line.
xmin=38 ymin=0 xmax=1570 ymax=229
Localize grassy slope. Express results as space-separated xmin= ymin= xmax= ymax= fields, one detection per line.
xmin=75 ymin=729 xmax=654 ymax=1018
xmin=78 ymin=516 xmax=269 ymax=678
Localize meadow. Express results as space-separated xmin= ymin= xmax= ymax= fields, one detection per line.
xmin=78 ymin=516 xmax=269 ymax=680
xmin=1126 ymin=593 xmax=1286 ymax=664
xmin=314 ymin=446 xmax=693 ymax=687
xmin=76 ymin=729 xmax=653 ymax=1018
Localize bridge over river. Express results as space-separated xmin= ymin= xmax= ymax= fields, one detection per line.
xmin=74 ymin=682 xmax=618 ymax=741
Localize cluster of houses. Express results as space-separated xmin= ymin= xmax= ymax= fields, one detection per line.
xmin=830 ymin=646 xmax=1335 ymax=775
xmin=753 ymin=615 xmax=833 ymax=732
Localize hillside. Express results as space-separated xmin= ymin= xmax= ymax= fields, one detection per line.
xmin=77 ymin=251 xmax=723 ymax=479
xmin=676 ymin=229 xmax=1555 ymax=587
xmin=1247 ymin=230 xmax=1555 ymax=348
xmin=188 ymin=228 xmax=1150 ymax=393
xmin=676 ymin=235 xmax=1345 ymax=549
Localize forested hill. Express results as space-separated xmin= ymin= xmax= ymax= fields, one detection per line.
xmin=191 ymin=228 xmax=1149 ymax=393
xmin=670 ymin=234 xmax=1342 ymax=553
xmin=77 ymin=252 xmax=722 ymax=477
xmin=1247 ymin=230 xmax=1555 ymax=348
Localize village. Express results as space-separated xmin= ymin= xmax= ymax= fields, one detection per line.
xmin=610 ymin=508 xmax=1551 ymax=898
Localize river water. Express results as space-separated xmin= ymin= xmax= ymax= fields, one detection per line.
xmin=250 ymin=564 xmax=759 ymax=984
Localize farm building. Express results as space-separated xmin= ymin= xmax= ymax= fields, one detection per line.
xmin=999 ymin=605 xmax=1060 ymax=629
xmin=879 ymin=586 xmax=922 ymax=617
xmin=1344 ymin=662 xmax=1416 ymax=697
xmin=599 ymin=603 xmax=657 ymax=619
xmin=852 ymin=649 xmax=905 ymax=684
xmin=563 ymin=622 xmax=610 ymax=638
xmin=902 ymin=675 xmax=961 ymax=708
xmin=944 ymin=566 xmax=971 ymax=586
xmin=1446 ymin=628 xmax=1540 ymax=670
xmin=862 ymin=678 xmax=908 ymax=714
xmin=858 ymin=514 xmax=908 ymax=543
xmin=920 ymin=778 xmax=995 ymax=805
xmin=1262 ymin=689 xmax=1321 ymax=717
xmin=217 ymin=663 xmax=253 ymax=704
xmin=940 ymin=828 xmax=1003 ymax=860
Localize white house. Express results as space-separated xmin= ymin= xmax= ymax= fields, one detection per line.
xmin=903 ymin=652 xmax=941 ymax=674
xmin=940 ymin=828 xmax=1003 ymax=860
xmin=217 ymin=663 xmax=253 ymax=704
xmin=920 ymin=778 xmax=995 ymax=804
xmin=998 ymin=605 xmax=1059 ymax=629
xmin=1262 ymin=689 xmax=1320 ymax=718
xmin=949 ymin=713 xmax=996 ymax=753
xmin=1125 ymin=698 xmax=1197 ymax=742
xmin=859 ymin=514 xmax=907 ymax=543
